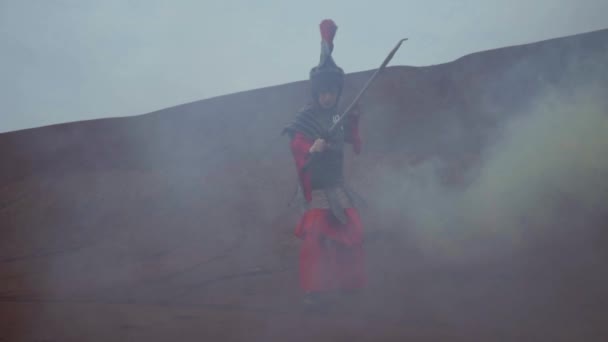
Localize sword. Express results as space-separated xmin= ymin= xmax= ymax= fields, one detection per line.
xmin=327 ymin=38 xmax=408 ymax=135
xmin=304 ymin=38 xmax=408 ymax=170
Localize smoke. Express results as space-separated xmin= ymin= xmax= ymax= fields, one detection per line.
xmin=468 ymin=86 xmax=608 ymax=231
xmin=3 ymin=29 xmax=608 ymax=340
xmin=377 ymin=84 xmax=608 ymax=262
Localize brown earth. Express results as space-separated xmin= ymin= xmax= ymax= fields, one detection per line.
xmin=1 ymin=29 xmax=608 ymax=341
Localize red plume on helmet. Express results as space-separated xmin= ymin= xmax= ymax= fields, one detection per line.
xmin=310 ymin=19 xmax=344 ymax=101
xmin=319 ymin=19 xmax=338 ymax=51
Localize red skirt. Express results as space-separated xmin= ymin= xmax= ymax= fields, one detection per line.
xmin=295 ymin=208 xmax=367 ymax=292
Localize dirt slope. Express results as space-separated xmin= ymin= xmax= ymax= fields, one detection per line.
xmin=1 ymin=29 xmax=607 ymax=341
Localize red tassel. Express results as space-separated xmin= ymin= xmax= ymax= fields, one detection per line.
xmin=319 ymin=19 xmax=337 ymax=45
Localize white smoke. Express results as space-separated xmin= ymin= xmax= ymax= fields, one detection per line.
xmin=386 ymin=85 xmax=608 ymax=262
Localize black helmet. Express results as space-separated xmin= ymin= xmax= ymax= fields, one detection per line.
xmin=309 ymin=19 xmax=344 ymax=100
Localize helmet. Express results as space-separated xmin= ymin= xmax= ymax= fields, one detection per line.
xmin=309 ymin=19 xmax=344 ymax=101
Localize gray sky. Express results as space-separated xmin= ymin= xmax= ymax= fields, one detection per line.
xmin=1 ymin=0 xmax=607 ymax=133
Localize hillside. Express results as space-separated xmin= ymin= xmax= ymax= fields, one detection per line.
xmin=1 ymin=29 xmax=607 ymax=341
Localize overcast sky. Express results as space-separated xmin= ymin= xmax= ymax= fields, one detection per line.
xmin=1 ymin=0 xmax=607 ymax=133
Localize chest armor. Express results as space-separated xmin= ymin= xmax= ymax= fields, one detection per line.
xmin=308 ymin=111 xmax=345 ymax=190
xmin=284 ymin=106 xmax=366 ymax=224
xmin=282 ymin=105 xmax=346 ymax=189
